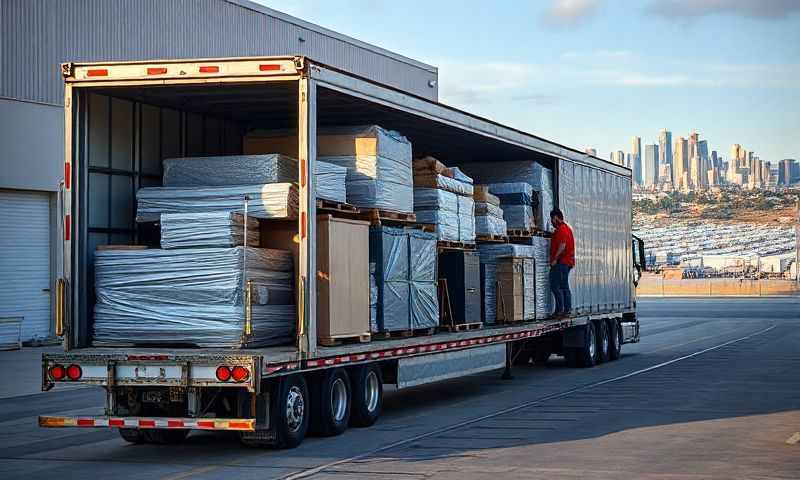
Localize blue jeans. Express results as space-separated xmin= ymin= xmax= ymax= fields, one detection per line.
xmin=549 ymin=263 xmax=572 ymax=315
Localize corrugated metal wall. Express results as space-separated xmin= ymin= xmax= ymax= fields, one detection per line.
xmin=0 ymin=0 xmax=438 ymax=105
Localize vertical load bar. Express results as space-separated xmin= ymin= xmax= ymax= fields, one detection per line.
xmin=297 ymin=76 xmax=318 ymax=356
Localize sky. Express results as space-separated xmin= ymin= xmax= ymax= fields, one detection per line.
xmin=256 ymin=0 xmax=800 ymax=162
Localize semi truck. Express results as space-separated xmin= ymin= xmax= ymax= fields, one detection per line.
xmin=40 ymin=56 xmax=644 ymax=448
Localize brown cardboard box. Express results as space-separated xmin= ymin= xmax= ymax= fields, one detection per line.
xmin=473 ymin=185 xmax=500 ymax=207
xmin=496 ymin=257 xmax=527 ymax=322
xmin=316 ymin=215 xmax=370 ymax=343
xmin=413 ymin=156 xmax=451 ymax=176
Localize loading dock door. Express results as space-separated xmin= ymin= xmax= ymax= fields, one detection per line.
xmin=0 ymin=190 xmax=52 ymax=342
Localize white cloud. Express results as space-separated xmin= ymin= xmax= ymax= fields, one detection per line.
xmin=646 ymin=0 xmax=800 ymax=20
xmin=542 ymin=0 xmax=604 ymax=27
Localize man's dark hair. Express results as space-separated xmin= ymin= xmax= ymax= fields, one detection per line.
xmin=550 ymin=209 xmax=564 ymax=220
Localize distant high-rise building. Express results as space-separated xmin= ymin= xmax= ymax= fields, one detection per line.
xmin=645 ymin=144 xmax=659 ymax=187
xmin=778 ymin=159 xmax=797 ymax=186
xmin=697 ymin=140 xmax=709 ymax=177
xmin=674 ymin=137 xmax=689 ymax=190
xmin=688 ymin=132 xmax=699 ymax=161
xmin=631 ymin=136 xmax=642 ymax=185
xmin=585 ymin=148 xmax=597 ymax=156
xmin=611 ymin=150 xmax=625 ymax=166
xmin=659 ymin=164 xmax=673 ymax=189
xmin=711 ymin=150 xmax=718 ymax=168
xmin=690 ymin=155 xmax=703 ymax=189
xmin=658 ymin=130 xmax=673 ymax=182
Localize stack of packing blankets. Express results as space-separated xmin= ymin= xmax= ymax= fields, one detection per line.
xmin=412 ymin=157 xmax=475 ymax=242
xmin=370 ymin=226 xmax=438 ymax=332
xmin=473 ymin=186 xmax=507 ymax=236
xmin=93 ymin=247 xmax=295 ymax=348
xmin=243 ymin=125 xmax=414 ymax=213
xmin=478 ymin=239 xmax=552 ymax=324
xmin=462 ymin=161 xmax=554 ymax=232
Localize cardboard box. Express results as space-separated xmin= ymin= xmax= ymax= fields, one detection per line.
xmin=473 ymin=185 xmax=500 ymax=207
xmin=496 ymin=257 xmax=531 ymax=322
xmin=413 ymin=156 xmax=451 ymax=176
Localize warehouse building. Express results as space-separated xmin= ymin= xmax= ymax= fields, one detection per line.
xmin=0 ymin=0 xmax=438 ymax=343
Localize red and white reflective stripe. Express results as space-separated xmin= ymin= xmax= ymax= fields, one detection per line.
xmin=301 ymin=319 xmax=575 ymax=370
xmin=39 ymin=416 xmax=255 ymax=431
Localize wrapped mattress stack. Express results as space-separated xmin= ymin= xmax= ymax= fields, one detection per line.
xmin=486 ymin=182 xmax=534 ymax=231
xmin=478 ymin=241 xmax=552 ymax=323
xmin=461 ymin=161 xmax=554 ymax=232
xmin=370 ymin=226 xmax=438 ymax=332
xmin=160 ymin=212 xmax=259 ymax=249
xmin=473 ymin=186 xmax=507 ymax=237
xmin=162 ymin=154 xmax=347 ymax=204
xmin=413 ymin=157 xmax=475 ymax=243
xmin=92 ymin=247 xmax=295 ymax=348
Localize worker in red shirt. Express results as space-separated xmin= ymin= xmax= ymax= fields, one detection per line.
xmin=549 ymin=209 xmax=575 ymax=318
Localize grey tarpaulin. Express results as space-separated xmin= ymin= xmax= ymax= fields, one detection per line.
xmin=136 ymin=183 xmax=298 ymax=222
xmin=162 ymin=154 xmax=347 ymax=204
xmin=369 ymin=226 xmax=438 ymax=332
xmin=92 ymin=247 xmax=295 ymax=348
xmin=319 ymin=125 xmax=413 ymax=213
xmin=160 ymin=212 xmax=260 ymax=249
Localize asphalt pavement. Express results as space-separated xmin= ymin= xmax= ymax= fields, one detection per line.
xmin=1 ymin=297 xmax=798 ymax=479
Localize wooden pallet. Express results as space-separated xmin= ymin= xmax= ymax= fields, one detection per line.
xmin=437 ymin=240 xmax=477 ymax=251
xmin=356 ymin=209 xmax=417 ymax=226
xmin=475 ymin=234 xmax=508 ymax=243
xmin=318 ymin=332 xmax=371 ymax=347
xmin=440 ymin=322 xmax=483 ymax=333
xmin=507 ymin=229 xmax=533 ymax=238
xmin=372 ymin=327 xmax=437 ymax=340
xmin=316 ymin=199 xmax=359 ymax=215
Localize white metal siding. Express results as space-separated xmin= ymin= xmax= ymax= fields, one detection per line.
xmin=0 ymin=190 xmax=52 ymax=341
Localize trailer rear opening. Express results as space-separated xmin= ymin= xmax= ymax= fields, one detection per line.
xmin=41 ymin=56 xmax=642 ymax=448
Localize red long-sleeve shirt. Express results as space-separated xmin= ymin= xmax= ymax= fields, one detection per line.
xmin=550 ymin=223 xmax=575 ymax=267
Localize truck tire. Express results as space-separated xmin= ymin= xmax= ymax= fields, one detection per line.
xmin=274 ymin=374 xmax=310 ymax=449
xmin=349 ymin=364 xmax=383 ymax=428
xmin=596 ymin=320 xmax=610 ymax=364
xmin=119 ymin=428 xmax=145 ymax=444
xmin=309 ymin=368 xmax=351 ymax=437
xmin=142 ymin=429 xmax=189 ymax=444
xmin=575 ymin=322 xmax=597 ymax=368
xmin=608 ymin=319 xmax=622 ymax=361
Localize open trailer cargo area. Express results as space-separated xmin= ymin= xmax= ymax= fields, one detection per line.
xmin=42 ymin=56 xmax=642 ymax=448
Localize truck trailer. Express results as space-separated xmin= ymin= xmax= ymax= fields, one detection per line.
xmin=40 ymin=56 xmax=644 ymax=448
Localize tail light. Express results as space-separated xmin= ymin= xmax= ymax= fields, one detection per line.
xmin=66 ymin=364 xmax=82 ymax=381
xmin=215 ymin=366 xmax=231 ymax=381
xmin=231 ymin=366 xmax=249 ymax=382
xmin=49 ymin=365 xmax=66 ymax=380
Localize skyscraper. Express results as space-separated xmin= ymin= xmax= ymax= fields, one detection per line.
xmin=688 ymin=132 xmax=699 ymax=161
xmin=690 ymin=155 xmax=702 ymax=189
xmin=611 ymin=150 xmax=625 ymax=166
xmin=674 ymin=137 xmax=689 ymax=190
xmin=631 ymin=136 xmax=642 ymax=185
xmin=658 ymin=130 xmax=673 ymax=182
xmin=711 ymin=150 xmax=718 ymax=169
xmin=779 ymin=159 xmax=797 ymax=185
xmin=645 ymin=144 xmax=659 ymax=188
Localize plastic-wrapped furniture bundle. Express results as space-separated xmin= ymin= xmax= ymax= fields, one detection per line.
xmin=161 ymin=154 xmax=347 ymax=204
xmin=369 ymin=262 xmax=378 ymax=333
xmin=414 ymin=173 xmax=474 ymax=196
xmin=483 ymin=183 xmax=534 ymax=230
xmin=475 ymin=202 xmax=503 ymax=218
xmin=92 ymin=247 xmax=295 ymax=347
xmin=414 ymin=188 xmax=474 ymax=242
xmin=160 ymin=212 xmax=259 ymax=249
xmin=503 ymin=205 xmax=534 ymax=231
xmin=415 ymin=210 xmax=460 ymax=242
xmin=478 ymin=244 xmax=536 ymax=324
xmin=136 ymin=183 xmax=298 ymax=222
xmin=475 ymin=215 xmax=507 ymax=236
xmin=530 ymin=236 xmax=553 ymax=318
xmin=369 ymin=226 xmax=438 ymax=332
xmin=458 ymin=195 xmax=475 ymax=242
xmin=317 ymin=125 xmax=413 ymax=213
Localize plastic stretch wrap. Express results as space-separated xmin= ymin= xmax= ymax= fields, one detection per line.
xmin=415 ymin=210 xmax=459 ymax=242
xmin=369 ymin=226 xmax=438 ymax=332
xmin=530 ymin=237 xmax=553 ymax=318
xmin=447 ymin=167 xmax=473 ymax=184
xmin=535 ymin=189 xmax=554 ymax=232
xmin=463 ymin=161 xmax=552 ymax=191
xmin=160 ymin=212 xmax=259 ymax=249
xmin=523 ymin=258 xmax=536 ymax=320
xmin=478 ymin=244 xmax=535 ymax=324
xmin=162 ymin=154 xmax=347 ymax=204
xmin=369 ymin=262 xmax=378 ymax=332
xmin=503 ymin=205 xmax=534 ymax=231
xmin=319 ymin=126 xmax=413 ymax=212
xmin=136 ymin=184 xmax=298 ymax=222
xmin=486 ymin=183 xmax=533 ymax=205
xmin=458 ymin=196 xmax=475 ymax=242
xmin=92 ymin=247 xmax=295 ymax=347
xmin=414 ymin=173 xmax=474 ymax=196
xmin=475 ymin=202 xmax=503 ymax=218
xmin=475 ymin=215 xmax=507 ymax=236
xmin=414 ymin=188 xmax=458 ymax=212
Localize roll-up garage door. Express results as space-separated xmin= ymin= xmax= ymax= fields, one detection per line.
xmin=0 ymin=189 xmax=52 ymax=342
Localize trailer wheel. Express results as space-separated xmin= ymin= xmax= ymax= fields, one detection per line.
xmin=118 ymin=428 xmax=145 ymax=444
xmin=608 ymin=319 xmax=622 ymax=361
xmin=142 ymin=429 xmax=189 ymax=444
xmin=596 ymin=320 xmax=611 ymax=364
xmin=274 ymin=374 xmax=310 ymax=449
xmin=310 ymin=368 xmax=351 ymax=437
xmin=350 ymin=364 xmax=383 ymax=428
xmin=575 ymin=322 xmax=597 ymax=368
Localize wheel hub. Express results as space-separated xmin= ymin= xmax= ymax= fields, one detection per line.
xmin=285 ymin=386 xmax=305 ymax=432
xmin=331 ymin=378 xmax=348 ymax=422
xmin=365 ymin=371 xmax=379 ymax=412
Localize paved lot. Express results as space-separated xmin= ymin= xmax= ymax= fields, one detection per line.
xmin=1 ymin=297 xmax=798 ymax=479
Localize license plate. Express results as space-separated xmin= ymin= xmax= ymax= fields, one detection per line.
xmin=142 ymin=391 xmax=163 ymax=403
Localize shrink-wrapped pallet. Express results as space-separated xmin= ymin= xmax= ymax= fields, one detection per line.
xmin=369 ymin=262 xmax=378 ymax=333
xmin=530 ymin=236 xmax=553 ymax=318
xmin=478 ymin=244 xmax=535 ymax=324
xmin=162 ymin=154 xmax=347 ymax=204
xmin=409 ymin=229 xmax=438 ymax=329
xmin=92 ymin=247 xmax=295 ymax=348
xmin=414 ymin=188 xmax=474 ymax=242
xmin=160 ymin=212 xmax=259 ymax=249
xmin=458 ymin=195 xmax=476 ymax=242
xmin=475 ymin=215 xmax=507 ymax=236
xmin=475 ymin=202 xmax=503 ymax=218
xmin=136 ymin=183 xmax=298 ymax=222
xmin=503 ymin=205 xmax=534 ymax=231
xmin=413 ymin=173 xmax=474 ymax=196
xmin=415 ymin=210 xmax=459 ymax=242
